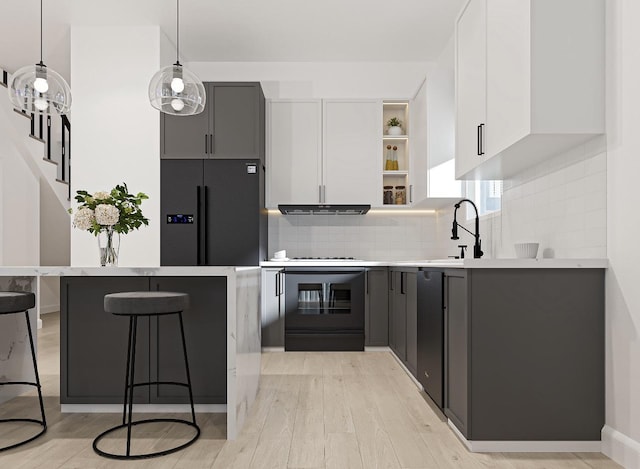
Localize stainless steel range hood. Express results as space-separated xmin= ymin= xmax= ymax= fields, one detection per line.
xmin=278 ymin=204 xmax=371 ymax=215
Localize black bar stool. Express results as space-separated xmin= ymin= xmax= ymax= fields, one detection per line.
xmin=0 ymin=292 xmax=46 ymax=452
xmin=92 ymin=291 xmax=200 ymax=460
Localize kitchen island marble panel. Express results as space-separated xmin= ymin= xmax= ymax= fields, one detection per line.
xmin=0 ymin=266 xmax=261 ymax=439
xmin=0 ymin=276 xmax=37 ymax=404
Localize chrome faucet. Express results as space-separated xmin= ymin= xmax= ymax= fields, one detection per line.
xmin=451 ymin=199 xmax=484 ymax=259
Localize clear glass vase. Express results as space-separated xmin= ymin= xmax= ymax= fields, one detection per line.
xmin=98 ymin=226 xmax=120 ymax=266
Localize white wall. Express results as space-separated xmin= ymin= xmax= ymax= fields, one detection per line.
xmin=602 ymin=0 xmax=640 ymax=466
xmin=0 ymin=115 xmax=40 ymax=266
xmin=70 ymin=26 xmax=161 ymax=266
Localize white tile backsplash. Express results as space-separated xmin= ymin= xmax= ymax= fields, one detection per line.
xmin=268 ymin=137 xmax=608 ymax=261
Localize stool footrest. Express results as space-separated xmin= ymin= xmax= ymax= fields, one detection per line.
xmin=0 ymin=418 xmax=47 ymax=452
xmin=93 ymin=418 xmax=200 ymax=460
xmin=0 ymin=381 xmax=41 ymax=387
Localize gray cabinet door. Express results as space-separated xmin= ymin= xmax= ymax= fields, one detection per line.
xmin=161 ymin=102 xmax=210 ymax=159
xmin=365 ymin=268 xmax=389 ymax=346
xmin=405 ymin=272 xmax=417 ymax=376
xmin=211 ymin=83 xmax=264 ymax=160
xmin=61 ymin=277 xmax=151 ymax=404
xmin=262 ymin=269 xmax=284 ymax=347
xmin=391 ymin=271 xmax=407 ymax=361
xmin=444 ymin=271 xmax=469 ymax=436
xmin=149 ymin=277 xmax=227 ymax=404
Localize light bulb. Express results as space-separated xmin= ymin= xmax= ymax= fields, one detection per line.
xmin=34 ymin=77 xmax=49 ymax=93
xmin=171 ymin=98 xmax=185 ymax=112
xmin=34 ymin=98 xmax=49 ymax=111
xmin=170 ymin=77 xmax=185 ymax=93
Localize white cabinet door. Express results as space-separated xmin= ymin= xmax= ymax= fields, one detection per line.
xmin=323 ymin=100 xmax=381 ymax=205
xmin=410 ymin=80 xmax=428 ymax=203
xmin=455 ymin=0 xmax=487 ymax=179
xmin=486 ymin=0 xmax=531 ymax=157
xmin=266 ymin=100 xmax=322 ymax=207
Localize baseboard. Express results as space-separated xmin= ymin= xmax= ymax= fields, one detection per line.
xmin=389 ymin=350 xmax=424 ymax=391
xmin=602 ymin=425 xmax=640 ymax=468
xmin=448 ymin=420 xmax=601 ymax=453
xmin=61 ymin=404 xmax=226 ymax=413
xmin=40 ymin=304 xmax=60 ymax=314
xmin=261 ymin=346 xmax=284 ymax=352
xmin=364 ymin=346 xmax=391 ymax=352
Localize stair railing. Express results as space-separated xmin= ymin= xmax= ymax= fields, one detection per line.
xmin=1 ymin=66 xmax=71 ymax=198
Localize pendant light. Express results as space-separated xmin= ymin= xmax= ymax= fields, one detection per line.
xmin=8 ymin=0 xmax=72 ymax=115
xmin=148 ymin=0 xmax=206 ymax=115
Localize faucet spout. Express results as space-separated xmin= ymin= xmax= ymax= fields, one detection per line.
xmin=451 ymin=199 xmax=484 ymax=259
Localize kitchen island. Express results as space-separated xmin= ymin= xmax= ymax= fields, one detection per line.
xmin=0 ymin=266 xmax=260 ymax=439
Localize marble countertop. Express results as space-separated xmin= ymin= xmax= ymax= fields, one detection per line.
xmin=0 ymin=259 xmax=608 ymax=276
xmin=260 ymin=258 xmax=609 ymax=269
xmin=0 ymin=266 xmax=261 ymax=276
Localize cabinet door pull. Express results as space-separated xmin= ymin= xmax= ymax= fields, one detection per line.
xmin=275 ymin=272 xmax=280 ymax=297
xmin=409 ymin=185 xmax=413 ymax=204
xmin=205 ymin=135 xmax=208 ymax=154
xmin=322 ymin=185 xmax=326 ymax=203
xmin=401 ymin=272 xmax=405 ymax=295
xmin=477 ymin=123 xmax=485 ymax=156
xmin=477 ymin=125 xmax=482 ymax=156
xmin=210 ymin=134 xmax=214 ymax=155
xmin=318 ymin=185 xmax=322 ymax=203
xmin=365 ymin=270 xmax=369 ymax=294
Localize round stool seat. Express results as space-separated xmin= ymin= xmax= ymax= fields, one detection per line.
xmin=0 ymin=292 xmax=35 ymax=314
xmin=104 ymin=292 xmax=189 ymax=316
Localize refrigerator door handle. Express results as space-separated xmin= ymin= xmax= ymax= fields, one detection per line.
xmin=196 ymin=185 xmax=202 ymax=265
xmin=203 ymin=185 xmax=209 ymax=265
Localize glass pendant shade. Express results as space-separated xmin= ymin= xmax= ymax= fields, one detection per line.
xmin=148 ymin=63 xmax=206 ymax=116
xmin=9 ymin=63 xmax=72 ymax=115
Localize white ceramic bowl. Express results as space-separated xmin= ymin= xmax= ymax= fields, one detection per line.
xmin=514 ymin=242 xmax=539 ymax=259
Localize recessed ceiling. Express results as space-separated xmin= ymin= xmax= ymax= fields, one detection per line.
xmin=0 ymin=0 xmax=464 ymax=80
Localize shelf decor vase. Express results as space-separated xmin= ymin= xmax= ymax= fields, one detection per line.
xmin=98 ymin=226 xmax=120 ymax=267
xmin=387 ymin=125 xmax=403 ymax=136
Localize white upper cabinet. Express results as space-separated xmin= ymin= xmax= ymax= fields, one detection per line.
xmin=455 ymin=0 xmax=487 ymax=179
xmin=266 ymin=100 xmax=322 ymax=206
xmin=455 ymin=0 xmax=605 ymax=180
xmin=266 ymin=99 xmax=380 ymax=208
xmin=323 ymin=100 xmax=381 ymax=205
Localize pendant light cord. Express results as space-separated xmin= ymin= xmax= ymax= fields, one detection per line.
xmin=40 ymin=0 xmax=43 ymax=64
xmin=176 ymin=0 xmax=180 ymax=65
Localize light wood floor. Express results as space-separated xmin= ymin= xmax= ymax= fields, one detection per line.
xmin=0 ymin=312 xmax=621 ymax=468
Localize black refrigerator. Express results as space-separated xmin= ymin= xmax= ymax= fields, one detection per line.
xmin=160 ymin=159 xmax=267 ymax=266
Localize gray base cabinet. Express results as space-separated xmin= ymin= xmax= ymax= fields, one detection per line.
xmin=444 ymin=268 xmax=604 ymax=441
xmin=61 ymin=276 xmax=227 ymax=405
xmin=161 ymin=82 xmax=265 ymax=161
xmin=389 ymin=268 xmax=417 ymax=376
xmin=365 ymin=268 xmax=389 ymax=346
xmin=261 ymin=268 xmax=285 ymax=347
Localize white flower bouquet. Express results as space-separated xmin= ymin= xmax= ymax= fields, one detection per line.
xmin=69 ymin=183 xmax=149 ymax=235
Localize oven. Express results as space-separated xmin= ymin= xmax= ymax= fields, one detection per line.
xmin=283 ymin=267 xmax=365 ymax=351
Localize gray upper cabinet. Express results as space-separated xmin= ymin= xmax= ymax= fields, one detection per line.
xmin=161 ymin=82 xmax=265 ymax=161
xmin=365 ymin=268 xmax=389 ymax=346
